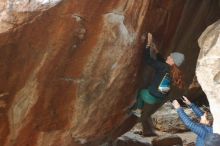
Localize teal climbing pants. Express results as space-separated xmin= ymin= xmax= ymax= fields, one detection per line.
xmin=137 ymin=89 xmax=163 ymax=109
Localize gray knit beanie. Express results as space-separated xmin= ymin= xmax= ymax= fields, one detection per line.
xmin=170 ymin=52 xmax=185 ymax=67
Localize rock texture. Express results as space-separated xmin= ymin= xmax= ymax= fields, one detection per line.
xmin=0 ymin=0 xmax=191 ymax=145
xmin=169 ymin=0 xmax=220 ymax=87
xmin=0 ymin=0 xmax=151 ymax=146
xmin=126 ymin=123 xmax=196 ymax=146
xmin=115 ymin=132 xmax=152 ymax=146
xmin=152 ymin=134 xmax=183 ymax=146
xmin=151 ymin=103 xmax=196 ymax=133
xmin=196 ymin=20 xmax=220 ymax=134
xmin=0 ymin=0 xmax=62 ymax=33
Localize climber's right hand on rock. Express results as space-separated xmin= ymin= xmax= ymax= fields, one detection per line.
xmin=182 ymin=96 xmax=191 ymax=105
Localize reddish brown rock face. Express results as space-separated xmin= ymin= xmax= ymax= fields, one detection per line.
xmin=0 ymin=1 xmax=150 ymax=146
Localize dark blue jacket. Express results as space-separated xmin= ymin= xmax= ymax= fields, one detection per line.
xmin=177 ymin=103 xmax=213 ymax=146
xmin=145 ymin=47 xmax=171 ymax=98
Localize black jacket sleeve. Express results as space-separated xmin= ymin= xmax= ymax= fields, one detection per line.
xmin=145 ymin=47 xmax=166 ymax=70
xmin=156 ymin=53 xmax=166 ymax=63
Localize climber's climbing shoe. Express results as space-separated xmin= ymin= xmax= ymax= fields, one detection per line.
xmin=131 ymin=109 xmax=142 ymax=118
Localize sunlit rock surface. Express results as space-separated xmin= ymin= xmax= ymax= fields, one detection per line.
xmin=0 ymin=0 xmax=62 ymax=33
xmin=196 ymin=20 xmax=220 ymax=134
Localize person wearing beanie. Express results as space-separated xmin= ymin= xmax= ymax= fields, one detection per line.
xmin=171 ymin=52 xmax=185 ymax=67
xmin=131 ymin=33 xmax=185 ymax=136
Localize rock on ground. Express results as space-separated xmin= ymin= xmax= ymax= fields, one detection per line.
xmin=152 ymin=102 xmax=197 ymax=132
xmin=115 ymin=132 xmax=152 ymax=146
xmin=152 ymin=134 xmax=182 ymax=146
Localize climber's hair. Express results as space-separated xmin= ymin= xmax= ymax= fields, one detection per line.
xmin=170 ymin=64 xmax=185 ymax=89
